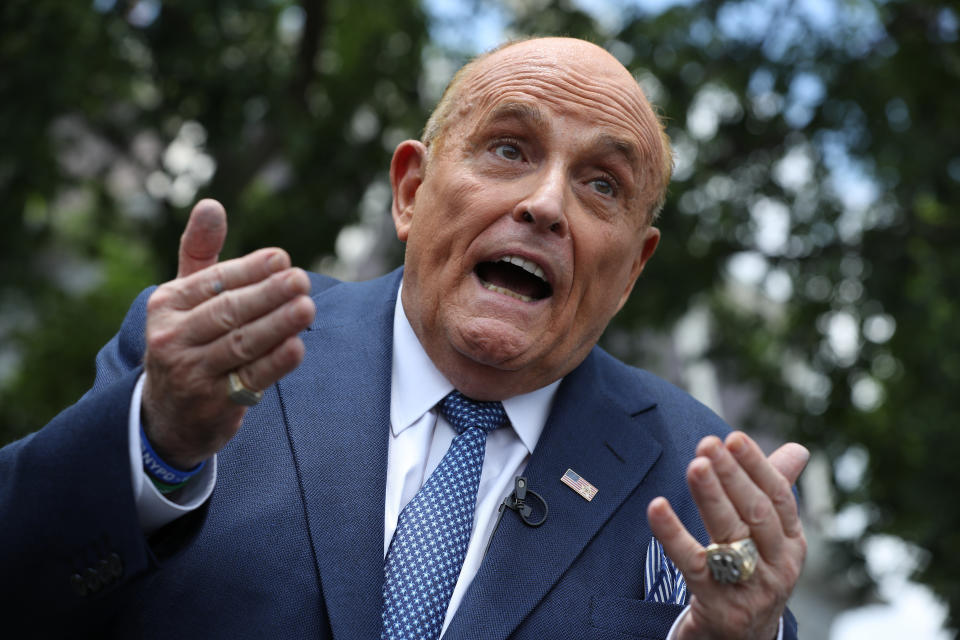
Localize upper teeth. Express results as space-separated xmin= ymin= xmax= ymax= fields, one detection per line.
xmin=500 ymin=255 xmax=546 ymax=282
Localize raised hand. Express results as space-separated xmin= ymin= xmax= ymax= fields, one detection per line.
xmin=648 ymin=432 xmax=809 ymax=640
xmin=141 ymin=199 xmax=316 ymax=469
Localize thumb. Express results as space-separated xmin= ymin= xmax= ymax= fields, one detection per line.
xmin=768 ymin=442 xmax=810 ymax=485
xmin=177 ymin=199 xmax=227 ymax=278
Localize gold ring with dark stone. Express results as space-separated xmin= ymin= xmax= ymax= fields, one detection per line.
xmin=227 ymin=371 xmax=263 ymax=406
xmin=705 ymin=538 xmax=758 ymax=584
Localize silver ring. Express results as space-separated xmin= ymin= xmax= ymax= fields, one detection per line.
xmin=705 ymin=537 xmax=758 ymax=584
xmin=212 ymin=280 xmax=224 ymax=295
xmin=227 ymin=371 xmax=263 ymax=406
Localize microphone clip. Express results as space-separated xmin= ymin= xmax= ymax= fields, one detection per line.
xmin=501 ymin=476 xmax=548 ymax=528
xmin=482 ymin=476 xmax=549 ymax=560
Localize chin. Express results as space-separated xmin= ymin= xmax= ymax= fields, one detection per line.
xmin=452 ymin=317 xmax=536 ymax=370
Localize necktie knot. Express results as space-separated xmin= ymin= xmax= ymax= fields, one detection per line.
xmin=439 ymin=390 xmax=508 ymax=435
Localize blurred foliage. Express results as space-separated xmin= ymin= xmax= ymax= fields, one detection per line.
xmin=0 ymin=0 xmax=429 ymax=436
xmin=2 ymin=0 xmax=959 ymax=630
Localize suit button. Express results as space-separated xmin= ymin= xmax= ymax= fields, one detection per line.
xmin=107 ymin=552 xmax=124 ymax=579
xmin=84 ymin=567 xmax=102 ymax=593
xmin=70 ymin=573 xmax=88 ymax=597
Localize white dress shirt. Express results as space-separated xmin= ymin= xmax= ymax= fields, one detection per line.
xmin=387 ymin=289 xmax=559 ymax=634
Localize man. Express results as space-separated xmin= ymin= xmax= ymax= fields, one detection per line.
xmin=0 ymin=38 xmax=807 ymax=639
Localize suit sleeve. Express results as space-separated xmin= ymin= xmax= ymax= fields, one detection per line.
xmin=0 ymin=287 xmax=162 ymax=622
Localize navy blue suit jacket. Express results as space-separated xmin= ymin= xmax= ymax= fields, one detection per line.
xmin=1 ymin=269 xmax=797 ymax=639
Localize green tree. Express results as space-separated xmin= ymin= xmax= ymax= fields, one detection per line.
xmin=0 ymin=0 xmax=430 ymax=439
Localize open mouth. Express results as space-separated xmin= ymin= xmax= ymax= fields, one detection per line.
xmin=475 ymin=255 xmax=552 ymax=303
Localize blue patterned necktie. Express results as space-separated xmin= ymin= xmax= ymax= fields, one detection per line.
xmin=381 ymin=391 xmax=509 ymax=640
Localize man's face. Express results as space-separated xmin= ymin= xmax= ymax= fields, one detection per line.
xmin=391 ymin=39 xmax=662 ymax=400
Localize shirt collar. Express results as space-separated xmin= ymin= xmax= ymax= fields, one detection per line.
xmin=390 ymin=285 xmax=560 ymax=455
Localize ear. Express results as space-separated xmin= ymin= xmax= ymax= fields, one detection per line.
xmin=390 ymin=140 xmax=427 ymax=243
xmin=614 ymin=225 xmax=660 ymax=312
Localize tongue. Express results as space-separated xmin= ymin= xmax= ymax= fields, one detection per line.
xmin=476 ymin=262 xmax=546 ymax=299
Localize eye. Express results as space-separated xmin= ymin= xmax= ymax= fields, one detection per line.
xmin=494 ymin=143 xmax=522 ymax=161
xmin=590 ymin=177 xmax=616 ymax=197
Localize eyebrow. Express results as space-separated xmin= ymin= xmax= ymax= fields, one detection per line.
xmin=473 ymin=101 xmax=548 ymax=133
xmin=593 ymin=133 xmax=641 ymax=173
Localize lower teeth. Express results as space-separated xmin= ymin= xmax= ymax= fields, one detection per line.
xmin=483 ymin=282 xmax=533 ymax=302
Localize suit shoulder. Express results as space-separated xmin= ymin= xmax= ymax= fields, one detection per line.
xmin=307 ymin=271 xmax=341 ymax=294
xmin=306 ymin=268 xmax=403 ymax=322
xmin=591 ymin=347 xmax=732 ymax=442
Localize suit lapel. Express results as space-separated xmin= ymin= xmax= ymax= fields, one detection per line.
xmin=277 ymin=270 xmax=402 ymax=640
xmin=443 ymin=350 xmax=664 ymax=640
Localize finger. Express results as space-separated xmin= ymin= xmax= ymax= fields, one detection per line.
xmin=185 ymin=268 xmax=311 ymax=346
xmin=767 ymin=442 xmax=810 ymax=485
xmin=687 ymin=451 xmax=750 ymax=543
xmin=158 ymin=248 xmax=292 ymax=312
xmin=647 ymin=497 xmax=708 ymax=584
xmin=700 ymin=435 xmax=784 ymax=558
xmin=178 ymin=199 xmax=228 ymax=278
xmin=726 ymin=433 xmax=806 ymax=538
xmin=232 ymin=332 xmax=307 ymax=393
xmin=202 ymin=294 xmax=315 ymax=375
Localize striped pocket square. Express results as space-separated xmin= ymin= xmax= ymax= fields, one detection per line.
xmin=644 ymin=537 xmax=688 ymax=605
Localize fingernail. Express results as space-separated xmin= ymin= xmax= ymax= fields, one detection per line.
xmin=281 ymin=271 xmax=295 ymax=294
xmin=690 ymin=457 xmax=711 ymax=479
xmin=283 ymin=270 xmax=303 ymax=294
xmin=727 ymin=434 xmax=745 ymax=454
xmin=705 ymin=437 xmax=723 ymax=459
xmin=268 ymin=252 xmax=286 ymax=271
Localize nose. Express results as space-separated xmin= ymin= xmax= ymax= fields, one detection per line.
xmin=512 ymin=164 xmax=568 ymax=237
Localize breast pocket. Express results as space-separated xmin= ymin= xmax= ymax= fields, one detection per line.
xmin=590 ymin=595 xmax=685 ymax=640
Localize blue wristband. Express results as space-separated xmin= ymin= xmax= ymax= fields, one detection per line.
xmin=140 ymin=424 xmax=206 ymax=486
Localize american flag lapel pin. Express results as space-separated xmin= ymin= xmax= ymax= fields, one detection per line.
xmin=561 ymin=468 xmax=598 ymax=501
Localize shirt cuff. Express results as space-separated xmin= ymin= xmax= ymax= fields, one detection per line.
xmin=128 ymin=373 xmax=216 ymax=534
xmin=665 ymin=605 xmax=784 ymax=640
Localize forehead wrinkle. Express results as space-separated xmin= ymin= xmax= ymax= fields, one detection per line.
xmin=466 ymin=54 xmax=653 ymax=125
xmin=557 ymin=69 xmax=662 ymax=159
xmin=464 ymin=69 xmax=660 ymax=163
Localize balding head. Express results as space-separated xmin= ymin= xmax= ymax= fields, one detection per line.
xmin=422 ymin=38 xmax=673 ymax=220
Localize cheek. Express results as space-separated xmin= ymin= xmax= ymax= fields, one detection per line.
xmin=449 ymin=172 xmax=502 ymax=214
xmin=406 ymin=181 xmax=489 ymax=283
xmin=423 ymin=177 xmax=487 ymax=235
xmin=601 ymin=245 xmax=637 ymax=281
xmin=576 ymin=224 xmax=635 ymax=278
xmin=571 ymin=232 xmax=638 ymax=311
